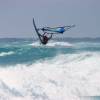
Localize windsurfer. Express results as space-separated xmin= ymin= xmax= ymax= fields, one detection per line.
xmin=39 ymin=32 xmax=52 ymax=45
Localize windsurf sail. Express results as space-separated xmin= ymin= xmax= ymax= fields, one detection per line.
xmin=38 ymin=25 xmax=75 ymax=34
xmin=33 ymin=18 xmax=75 ymax=45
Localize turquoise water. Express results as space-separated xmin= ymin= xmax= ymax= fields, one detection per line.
xmin=0 ymin=38 xmax=100 ymax=100
xmin=0 ymin=38 xmax=100 ymax=65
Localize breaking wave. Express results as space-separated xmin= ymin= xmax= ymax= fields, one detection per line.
xmin=0 ymin=52 xmax=100 ymax=100
xmin=29 ymin=41 xmax=73 ymax=48
xmin=0 ymin=51 xmax=15 ymax=57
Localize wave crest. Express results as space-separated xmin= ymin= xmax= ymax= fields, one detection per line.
xmin=29 ymin=41 xmax=73 ymax=47
xmin=0 ymin=51 xmax=14 ymax=57
xmin=0 ymin=52 xmax=100 ymax=100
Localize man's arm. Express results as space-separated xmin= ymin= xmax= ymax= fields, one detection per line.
xmin=48 ymin=34 xmax=53 ymax=40
xmin=43 ymin=32 xmax=47 ymax=36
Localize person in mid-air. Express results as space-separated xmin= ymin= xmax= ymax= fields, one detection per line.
xmin=39 ymin=32 xmax=52 ymax=45
xmin=33 ymin=18 xmax=76 ymax=45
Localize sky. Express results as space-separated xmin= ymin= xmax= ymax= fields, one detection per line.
xmin=0 ymin=0 xmax=100 ymax=38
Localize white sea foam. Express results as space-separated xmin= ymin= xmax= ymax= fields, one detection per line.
xmin=0 ymin=51 xmax=14 ymax=57
xmin=29 ymin=41 xmax=73 ymax=48
xmin=0 ymin=52 xmax=100 ymax=100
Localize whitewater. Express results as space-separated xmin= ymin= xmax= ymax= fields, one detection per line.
xmin=0 ymin=38 xmax=100 ymax=100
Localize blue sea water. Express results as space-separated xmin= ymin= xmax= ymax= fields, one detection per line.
xmin=0 ymin=38 xmax=100 ymax=100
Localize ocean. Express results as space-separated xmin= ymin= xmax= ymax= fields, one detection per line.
xmin=0 ymin=38 xmax=100 ymax=100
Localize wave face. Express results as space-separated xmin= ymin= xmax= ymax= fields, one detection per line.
xmin=0 ymin=38 xmax=100 ymax=100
